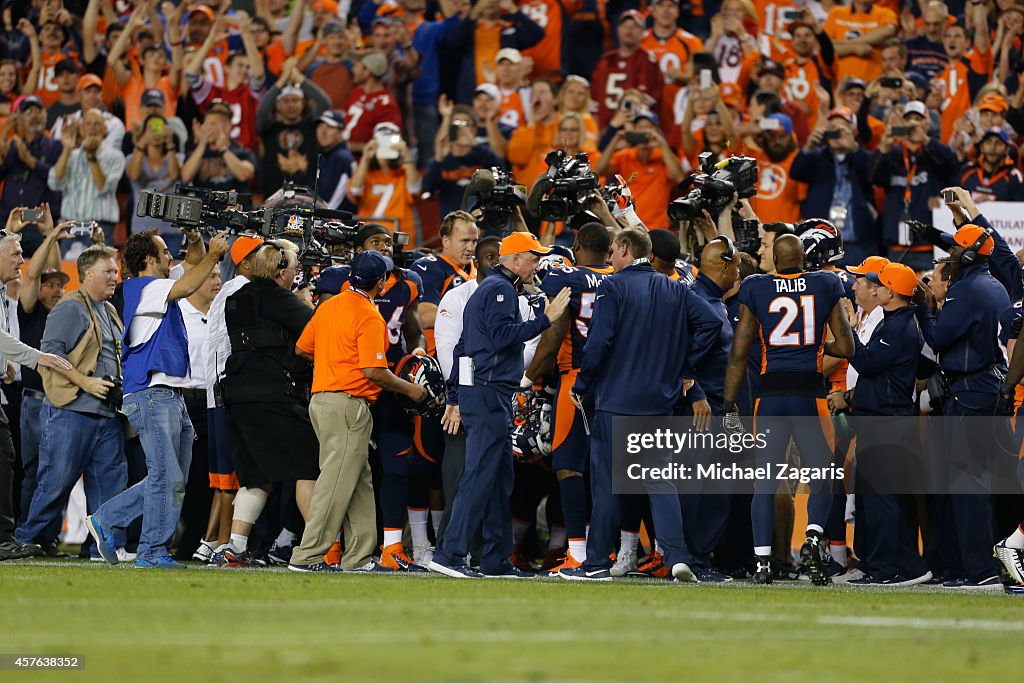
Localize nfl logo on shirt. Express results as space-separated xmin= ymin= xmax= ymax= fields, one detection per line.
xmin=497 ymin=295 xmax=504 ymax=302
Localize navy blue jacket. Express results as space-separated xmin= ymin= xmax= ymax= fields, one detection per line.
xmin=849 ymin=306 xmax=922 ymax=416
xmin=916 ymin=261 xmax=1010 ymax=395
xmin=789 ymin=146 xmax=880 ymax=252
xmin=449 ymin=267 xmax=550 ymax=402
xmin=872 ymin=140 xmax=958 ymax=249
xmin=686 ymin=272 xmax=734 ymax=413
xmin=930 ymin=213 xmax=1024 ymax=304
xmin=574 ymin=260 xmax=721 ymax=415
xmin=448 ymin=13 xmax=544 ymax=103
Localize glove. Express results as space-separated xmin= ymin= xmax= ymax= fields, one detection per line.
xmin=1012 ymin=316 xmax=1024 ymax=340
xmin=722 ymin=400 xmax=744 ymax=436
xmin=996 ymin=384 xmax=1017 ymax=417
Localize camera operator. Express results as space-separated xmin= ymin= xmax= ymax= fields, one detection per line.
xmin=914 ymin=186 xmax=1007 ymax=588
xmin=790 ymin=106 xmax=881 ymax=266
xmin=873 ymin=101 xmax=957 ymax=271
xmin=85 ymin=229 xmax=229 ymax=570
xmin=594 ymin=111 xmax=684 ymax=230
xmin=289 ymin=251 xmax=428 ymax=573
xmin=423 ymin=105 xmax=505 ymax=218
xmin=956 ymin=126 xmax=1024 ymax=202
xmin=217 ymin=241 xmax=319 ymax=568
xmin=19 ymin=245 xmax=127 ymax=558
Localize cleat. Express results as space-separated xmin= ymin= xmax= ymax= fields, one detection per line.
xmin=1005 ymin=584 xmax=1024 ymax=595
xmin=413 ymin=543 xmax=434 ymax=567
xmin=833 ymin=567 xmax=866 ymax=584
xmin=824 ymin=557 xmax=847 ymax=579
xmin=957 ymin=575 xmax=1003 ymax=589
xmin=994 ymin=539 xmax=1024 ymax=585
xmin=546 ymin=552 xmax=582 ymax=576
xmin=849 ymin=571 xmax=933 ymax=587
xmin=427 ymin=560 xmax=483 ymax=578
xmin=610 ymin=549 xmax=638 ymax=577
xmin=800 ymin=534 xmax=831 ymax=586
xmin=540 ymin=547 xmax=566 ymax=571
xmin=379 ymin=542 xmax=427 ymax=572
xmin=267 ymin=541 xmax=294 ymax=566
xmin=218 ymin=547 xmax=255 ymax=569
xmin=135 ymin=555 xmax=186 ymax=569
xmin=671 ymin=562 xmax=696 ymax=582
xmin=324 ymin=540 xmax=341 ymax=567
xmin=627 ymin=550 xmax=669 ymax=579
xmin=508 ymin=545 xmax=537 ymax=572
xmin=481 ymin=564 xmax=536 ymax=579
xmin=751 ymin=556 xmax=772 ymax=585
xmin=192 ymin=541 xmax=216 ymax=564
xmin=557 ymin=566 xmax=612 ymax=581
xmin=351 ymin=560 xmax=390 ymax=573
xmin=288 ymin=562 xmax=343 ymax=573
xmin=771 ymin=560 xmax=802 ymax=581
xmin=85 ymin=515 xmax=118 ymax=565
xmin=691 ymin=566 xmax=734 ymax=583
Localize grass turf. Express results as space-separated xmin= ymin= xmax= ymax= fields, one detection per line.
xmin=2 ymin=558 xmax=1021 ymax=682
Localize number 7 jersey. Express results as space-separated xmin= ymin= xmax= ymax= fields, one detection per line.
xmin=737 ymin=271 xmax=845 ymax=375
xmin=540 ymin=264 xmax=614 ymax=372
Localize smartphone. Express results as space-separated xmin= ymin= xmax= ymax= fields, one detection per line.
xmin=879 ymin=77 xmax=903 ymax=89
xmin=823 ymin=130 xmax=842 ymax=141
xmin=21 ymin=208 xmax=44 ymax=223
xmin=699 ymin=69 xmax=713 ymax=89
xmin=782 ymin=8 xmax=803 ymax=20
xmin=69 ymin=221 xmax=97 ymax=237
xmin=892 ymin=125 xmax=913 ymax=137
xmin=759 ymin=117 xmax=782 ymax=131
xmin=943 ymin=189 xmax=957 ymax=204
xmin=625 ymin=131 xmax=650 ymax=146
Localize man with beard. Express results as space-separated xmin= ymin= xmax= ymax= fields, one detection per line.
xmin=957 ymin=127 xmax=1024 ymax=202
xmin=0 ymin=96 xmax=62 ymax=256
xmin=782 ymin=21 xmax=835 ymax=134
xmin=749 ymin=113 xmax=804 ymax=224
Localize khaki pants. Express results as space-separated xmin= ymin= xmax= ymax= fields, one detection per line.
xmin=290 ymin=392 xmax=376 ymax=569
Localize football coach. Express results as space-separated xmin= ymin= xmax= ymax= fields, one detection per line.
xmin=429 ymin=231 xmax=571 ymax=579
xmin=560 ymin=228 xmax=722 ymax=582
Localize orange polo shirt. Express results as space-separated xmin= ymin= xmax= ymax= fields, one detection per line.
xmin=296 ymin=289 xmax=389 ymax=401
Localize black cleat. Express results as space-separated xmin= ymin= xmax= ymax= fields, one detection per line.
xmin=800 ymin=534 xmax=832 ymax=586
xmin=751 ymin=556 xmax=772 ymax=585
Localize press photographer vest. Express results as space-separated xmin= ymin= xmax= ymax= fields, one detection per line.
xmin=39 ymin=291 xmax=124 ymax=408
xmin=121 ymin=277 xmax=190 ymax=394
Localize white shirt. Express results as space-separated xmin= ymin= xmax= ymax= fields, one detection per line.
xmin=179 ymin=299 xmax=210 ymax=390
xmin=50 ymin=109 xmax=126 ymax=151
xmin=845 ymin=305 xmax=884 ymax=389
xmin=206 ymin=274 xmax=249 ymax=408
xmin=434 ymin=278 xmax=540 ymax=380
xmin=6 ymin=293 xmax=19 ymax=383
xmin=127 ymin=264 xmax=188 ymax=390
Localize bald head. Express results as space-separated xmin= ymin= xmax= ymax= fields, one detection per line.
xmin=701 ymin=239 xmax=729 ymax=267
xmin=701 ymin=238 xmax=740 ymax=291
xmin=773 ymin=233 xmax=805 ymax=271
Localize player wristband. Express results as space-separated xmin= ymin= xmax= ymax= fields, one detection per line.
xmin=723 ymin=400 xmax=736 ymax=414
xmin=520 ymin=374 xmax=533 ymax=389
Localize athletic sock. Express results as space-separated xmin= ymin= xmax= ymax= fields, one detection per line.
xmin=548 ymin=524 xmax=568 ymax=550
xmin=430 ymin=509 xmax=442 ymax=536
xmin=229 ymin=534 xmax=248 ymax=552
xmin=558 ymin=475 xmax=587 ymax=541
xmin=408 ymin=508 xmax=430 ymax=547
xmin=830 ymin=542 xmax=848 ymax=567
xmin=619 ymin=530 xmax=639 ymax=557
xmin=383 ymin=528 xmax=403 ymax=548
xmin=568 ymin=539 xmax=587 ymax=563
xmin=274 ymin=528 xmax=296 ymax=547
xmin=1007 ymin=526 xmax=1024 ymax=550
xmin=754 ymin=545 xmax=772 ymax=558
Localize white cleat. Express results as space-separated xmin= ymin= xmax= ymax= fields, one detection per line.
xmin=610 ymin=549 xmax=637 ymax=577
xmin=671 ymin=562 xmax=696 ymax=582
xmin=995 ymin=539 xmax=1024 ymax=585
xmin=413 ymin=544 xmax=435 ymax=568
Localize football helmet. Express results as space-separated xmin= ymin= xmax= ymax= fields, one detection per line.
xmin=795 ymin=218 xmax=844 ymax=271
xmin=393 ymin=353 xmax=446 ymax=417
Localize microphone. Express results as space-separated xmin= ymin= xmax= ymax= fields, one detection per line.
xmin=526 ymin=174 xmax=554 ymax=218
xmin=460 ymin=169 xmax=496 ymax=212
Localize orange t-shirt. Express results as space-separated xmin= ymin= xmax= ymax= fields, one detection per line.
xmin=521 ymin=0 xmax=577 ymax=79
xmin=939 ymin=48 xmax=994 ymax=142
xmin=475 ymin=22 xmax=502 ymax=85
xmin=297 ymin=289 xmax=389 ymax=399
xmin=749 ymin=148 xmax=805 ymax=224
xmin=823 ymin=4 xmax=898 ymax=84
xmin=608 ymin=147 xmax=675 ymax=229
xmin=642 ymin=28 xmax=703 ymax=130
xmin=353 ymin=166 xmax=417 ymax=247
xmin=507 ymin=120 xmax=559 ymax=190
xmin=33 ymin=50 xmax=79 ymax=108
xmin=123 ymin=65 xmax=178 ymax=128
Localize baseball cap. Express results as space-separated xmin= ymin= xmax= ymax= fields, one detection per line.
xmin=205 ymin=99 xmax=233 ymax=119
xmin=14 ymin=95 xmax=43 ymax=113
xmin=827 ymin=106 xmax=856 ymax=125
xmin=361 ymin=51 xmax=388 ymax=78
xmin=953 ymin=224 xmax=994 ymax=256
xmin=842 ymin=77 xmax=867 ymax=92
xmin=979 ymin=93 xmax=1009 ymax=113
xmin=277 ymin=85 xmax=304 ymax=100
xmin=76 ymin=74 xmax=103 ymax=92
xmin=866 ymin=263 xmax=918 ymax=297
xmin=187 ymin=4 xmax=215 ymax=22
xmin=719 ymin=82 xmax=741 ymax=108
xmin=903 ymin=100 xmax=928 ymax=118
xmin=322 ymin=20 xmax=345 ymax=36
xmin=981 ymin=126 xmax=1011 ymax=144
xmin=313 ymin=265 xmax=348 ymax=296
xmin=499 ymin=231 xmax=550 ymax=257
xmin=648 ymin=229 xmax=682 ymax=262
xmin=54 ymin=57 xmax=79 ymax=76
xmin=619 ymin=9 xmax=646 ymax=26
xmin=846 ymin=255 xmax=891 ymax=276
xmin=474 ymin=83 xmax=500 ymax=100
xmin=349 ymin=250 xmax=394 ymax=289
xmin=634 ymin=108 xmax=661 ymax=128
xmin=312 ymin=0 xmax=340 ymax=12
xmin=764 ymin=112 xmax=793 ymax=135
xmin=758 ymin=59 xmax=785 ymax=79
xmin=40 ymin=269 xmax=70 ymax=286
xmin=141 ymin=88 xmax=165 ymax=107
xmin=318 ymin=110 xmax=346 ymax=128
xmin=230 ymin=235 xmax=264 ymax=265
xmin=496 ymin=48 xmax=522 ymax=64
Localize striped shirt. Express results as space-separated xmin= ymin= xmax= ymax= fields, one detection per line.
xmin=47 ymin=146 xmax=125 ymax=224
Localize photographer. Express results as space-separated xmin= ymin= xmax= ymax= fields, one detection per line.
xmin=872 ymin=101 xmax=957 ymax=271
xmin=790 ymin=106 xmax=880 ymax=266
xmin=350 ymin=125 xmax=420 ymax=245
xmin=594 ymin=110 xmax=684 ymax=230
xmin=18 ymin=245 xmax=127 ymax=559
xmin=423 ymin=105 xmax=504 ymax=218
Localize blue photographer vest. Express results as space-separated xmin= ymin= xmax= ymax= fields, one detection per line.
xmin=121 ymin=277 xmax=190 ymax=395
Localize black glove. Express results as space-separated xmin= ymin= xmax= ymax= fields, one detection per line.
xmin=1011 ymin=316 xmax=1024 ymax=340
xmin=997 ymin=383 xmax=1017 ymax=417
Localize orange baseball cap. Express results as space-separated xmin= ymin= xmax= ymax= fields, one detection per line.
xmin=827 ymin=106 xmax=855 ymax=125
xmin=499 ymin=232 xmax=550 ymax=257
xmin=953 ymin=224 xmax=994 ymax=256
xmin=979 ymin=93 xmax=1008 ymax=114
xmin=719 ymin=82 xmax=741 ymax=109
xmin=846 ymin=255 xmax=890 ymax=276
xmin=76 ymin=73 xmax=103 ymax=92
xmin=866 ymin=263 xmax=918 ymax=297
xmin=312 ymin=0 xmax=340 ymax=13
xmin=187 ymin=5 xmax=215 ymax=22
xmin=230 ymin=235 xmax=264 ymax=265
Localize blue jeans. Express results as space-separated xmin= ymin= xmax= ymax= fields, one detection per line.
xmin=17 ymin=402 xmax=126 ymax=547
xmin=94 ymin=387 xmax=194 ymax=561
xmin=18 ymin=393 xmax=43 ymax=526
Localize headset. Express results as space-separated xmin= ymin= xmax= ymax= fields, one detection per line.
xmin=255 ymin=240 xmax=290 ymax=270
xmin=959 ymin=226 xmax=994 ymax=266
xmin=713 ymin=234 xmax=736 ymax=262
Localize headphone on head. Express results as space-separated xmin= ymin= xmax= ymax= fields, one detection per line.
xmin=959 ymin=227 xmax=993 ymax=266
xmin=713 ymin=235 xmax=736 ymax=263
xmin=255 ymin=240 xmax=289 ymax=270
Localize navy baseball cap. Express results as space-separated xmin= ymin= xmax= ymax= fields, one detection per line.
xmin=349 ymin=250 xmax=394 ymax=290
xmin=313 ymin=266 xmax=349 ymax=296
xmin=318 ymin=110 xmax=346 ymax=129
xmin=634 ymin=108 xmax=661 ymax=128
xmin=15 ymin=95 xmax=43 ymax=113
xmin=981 ymin=126 xmax=1011 ymax=144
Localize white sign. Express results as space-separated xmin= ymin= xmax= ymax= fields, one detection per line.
xmin=932 ymin=202 xmax=1024 ymax=258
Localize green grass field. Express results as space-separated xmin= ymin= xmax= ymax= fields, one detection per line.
xmin=3 ymin=558 xmax=1021 ymax=682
